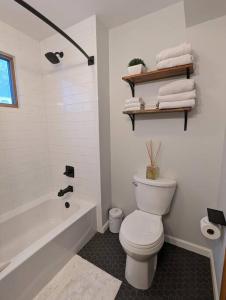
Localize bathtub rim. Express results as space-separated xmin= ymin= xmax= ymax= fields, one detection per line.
xmin=0 ymin=192 xmax=55 ymax=224
xmin=0 ymin=194 xmax=96 ymax=281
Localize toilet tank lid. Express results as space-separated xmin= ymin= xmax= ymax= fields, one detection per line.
xmin=134 ymin=175 xmax=176 ymax=187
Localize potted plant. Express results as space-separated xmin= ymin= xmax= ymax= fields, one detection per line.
xmin=128 ymin=58 xmax=146 ymax=75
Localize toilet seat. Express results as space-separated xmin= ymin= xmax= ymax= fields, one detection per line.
xmin=120 ymin=210 xmax=164 ymax=255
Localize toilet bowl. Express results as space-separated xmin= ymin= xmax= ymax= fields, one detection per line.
xmin=119 ymin=175 xmax=176 ymax=290
xmin=120 ymin=210 xmax=164 ymax=289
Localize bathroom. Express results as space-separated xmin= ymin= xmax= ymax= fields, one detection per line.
xmin=0 ymin=0 xmax=225 ymax=299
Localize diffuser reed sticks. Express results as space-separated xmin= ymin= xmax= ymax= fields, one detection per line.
xmin=146 ymin=140 xmax=161 ymax=179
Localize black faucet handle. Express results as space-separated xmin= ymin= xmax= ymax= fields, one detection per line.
xmin=63 ymin=166 xmax=74 ymax=178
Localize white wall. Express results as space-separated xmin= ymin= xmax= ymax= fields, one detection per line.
xmin=0 ymin=20 xmax=51 ymax=215
xmin=109 ymin=2 xmax=226 ymax=247
xmin=213 ymin=128 xmax=226 ymax=291
xmin=96 ymin=19 xmax=111 ymax=224
xmin=185 ymin=14 xmax=226 ymax=293
xmin=40 ymin=16 xmax=103 ymax=230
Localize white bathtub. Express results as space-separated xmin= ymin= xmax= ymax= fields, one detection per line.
xmin=0 ymin=193 xmax=97 ymax=300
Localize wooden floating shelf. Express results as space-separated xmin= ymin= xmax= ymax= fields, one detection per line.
xmin=123 ymin=107 xmax=192 ymax=131
xmin=123 ymin=107 xmax=192 ymax=115
xmin=122 ymin=64 xmax=194 ymax=131
xmin=122 ymin=63 xmax=194 ymax=85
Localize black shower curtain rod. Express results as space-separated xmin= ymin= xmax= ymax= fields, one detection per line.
xmin=14 ymin=0 xmax=94 ymax=66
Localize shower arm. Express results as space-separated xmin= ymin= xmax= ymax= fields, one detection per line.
xmin=14 ymin=0 xmax=94 ymax=66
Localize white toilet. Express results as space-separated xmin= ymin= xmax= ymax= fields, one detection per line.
xmin=119 ymin=175 xmax=176 ymax=290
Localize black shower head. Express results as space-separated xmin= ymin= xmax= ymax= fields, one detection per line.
xmin=45 ymin=52 xmax=64 ymax=64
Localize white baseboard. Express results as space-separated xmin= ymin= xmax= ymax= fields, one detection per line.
xmin=165 ymin=234 xmax=211 ymax=257
xmin=165 ymin=235 xmax=219 ymax=300
xmin=99 ymin=220 xmax=109 ymax=234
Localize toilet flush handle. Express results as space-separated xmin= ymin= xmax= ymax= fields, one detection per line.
xmin=132 ymin=181 xmax=138 ymax=187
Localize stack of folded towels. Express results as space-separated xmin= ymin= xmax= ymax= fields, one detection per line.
xmin=156 ymin=42 xmax=193 ymax=70
xmin=158 ymin=78 xmax=196 ymax=109
xmin=124 ymin=97 xmax=144 ymax=111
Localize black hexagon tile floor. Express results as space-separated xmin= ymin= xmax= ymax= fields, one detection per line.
xmin=79 ymin=230 xmax=213 ymax=300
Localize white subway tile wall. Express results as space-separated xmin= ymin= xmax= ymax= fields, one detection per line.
xmin=0 ymin=20 xmax=51 ymax=215
xmin=0 ymin=16 xmax=103 ymax=228
xmin=40 ymin=16 xmax=102 ymax=228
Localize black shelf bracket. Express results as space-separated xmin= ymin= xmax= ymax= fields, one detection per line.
xmin=127 ymin=80 xmax=135 ymax=97
xmin=186 ymin=67 xmax=190 ymax=79
xmin=128 ymin=114 xmax=135 ymax=130
xmin=184 ymin=110 xmax=188 ymax=131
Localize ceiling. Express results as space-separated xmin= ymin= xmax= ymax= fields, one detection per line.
xmin=0 ymin=0 xmax=180 ymax=40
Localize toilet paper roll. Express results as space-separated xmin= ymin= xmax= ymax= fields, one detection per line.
xmin=200 ymin=216 xmax=221 ymax=240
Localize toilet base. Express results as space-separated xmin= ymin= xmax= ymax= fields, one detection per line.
xmin=125 ymin=254 xmax=157 ymax=290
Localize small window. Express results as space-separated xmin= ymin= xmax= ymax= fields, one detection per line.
xmin=0 ymin=51 xmax=18 ymax=108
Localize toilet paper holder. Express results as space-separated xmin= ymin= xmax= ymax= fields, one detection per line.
xmin=207 ymin=208 xmax=226 ymax=226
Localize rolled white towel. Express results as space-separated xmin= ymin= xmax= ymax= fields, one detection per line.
xmin=156 ymin=42 xmax=191 ymax=63
xmin=156 ymin=54 xmax=193 ymax=70
xmin=159 ymin=79 xmax=195 ymax=96
xmin=125 ymin=97 xmax=144 ymax=105
xmin=158 ymin=90 xmax=196 ymax=103
xmin=159 ymin=99 xmax=195 ymax=109
xmin=124 ymin=104 xmax=144 ymax=111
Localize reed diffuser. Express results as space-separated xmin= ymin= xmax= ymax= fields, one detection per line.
xmin=146 ymin=140 xmax=161 ymax=180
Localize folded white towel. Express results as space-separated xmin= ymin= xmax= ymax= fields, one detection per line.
xmin=0 ymin=261 xmax=10 ymax=272
xmin=125 ymin=97 xmax=144 ymax=105
xmin=156 ymin=42 xmax=191 ymax=63
xmin=124 ymin=108 xmax=142 ymax=111
xmin=159 ymin=79 xmax=195 ymax=96
xmin=159 ymin=99 xmax=195 ymax=109
xmin=124 ymin=103 xmax=144 ymax=109
xmin=158 ymin=90 xmax=196 ymax=103
xmin=145 ymin=103 xmax=158 ymax=110
xmin=124 ymin=105 xmax=143 ymax=111
xmin=156 ymin=54 xmax=193 ymax=70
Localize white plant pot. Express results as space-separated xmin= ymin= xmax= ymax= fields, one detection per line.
xmin=128 ymin=64 xmax=145 ymax=75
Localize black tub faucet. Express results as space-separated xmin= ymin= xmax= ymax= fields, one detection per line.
xmin=58 ymin=185 xmax=73 ymax=197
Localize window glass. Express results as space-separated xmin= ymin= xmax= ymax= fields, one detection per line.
xmin=0 ymin=53 xmax=18 ymax=107
xmin=0 ymin=58 xmax=13 ymax=104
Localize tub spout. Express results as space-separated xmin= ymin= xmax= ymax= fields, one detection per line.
xmin=58 ymin=185 xmax=73 ymax=197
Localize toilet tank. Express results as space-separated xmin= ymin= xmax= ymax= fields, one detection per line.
xmin=133 ymin=175 xmax=176 ymax=215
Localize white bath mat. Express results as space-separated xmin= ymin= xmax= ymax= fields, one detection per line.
xmin=33 ymin=255 xmax=121 ymax=300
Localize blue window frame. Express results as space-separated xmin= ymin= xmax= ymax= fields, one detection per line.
xmin=0 ymin=52 xmax=18 ymax=107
